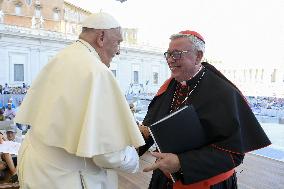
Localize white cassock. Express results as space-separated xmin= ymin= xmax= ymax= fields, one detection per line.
xmin=15 ymin=39 xmax=145 ymax=189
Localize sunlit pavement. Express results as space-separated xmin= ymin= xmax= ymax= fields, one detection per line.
xmin=253 ymin=123 xmax=284 ymax=161
xmin=118 ymin=152 xmax=284 ymax=189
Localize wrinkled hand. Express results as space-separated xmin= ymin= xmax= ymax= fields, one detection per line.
xmin=143 ymin=152 xmax=181 ymax=173
xmin=139 ymin=125 xmax=150 ymax=139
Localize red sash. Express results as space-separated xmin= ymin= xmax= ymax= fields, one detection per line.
xmin=173 ymin=169 xmax=234 ymax=189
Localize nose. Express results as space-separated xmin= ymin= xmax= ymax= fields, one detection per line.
xmin=167 ymin=56 xmax=176 ymax=64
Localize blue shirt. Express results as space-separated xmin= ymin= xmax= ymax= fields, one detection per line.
xmin=5 ymin=103 xmax=16 ymax=109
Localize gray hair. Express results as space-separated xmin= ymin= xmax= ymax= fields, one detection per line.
xmin=170 ymin=34 xmax=205 ymax=54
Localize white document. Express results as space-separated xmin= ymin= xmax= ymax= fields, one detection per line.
xmin=0 ymin=141 xmax=21 ymax=155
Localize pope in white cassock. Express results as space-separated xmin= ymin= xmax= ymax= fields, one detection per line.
xmin=15 ymin=12 xmax=145 ymax=189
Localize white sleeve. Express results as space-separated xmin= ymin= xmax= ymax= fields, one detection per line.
xmin=92 ymin=146 xmax=139 ymax=173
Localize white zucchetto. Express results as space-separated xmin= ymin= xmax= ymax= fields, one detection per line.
xmin=82 ymin=12 xmax=120 ymax=29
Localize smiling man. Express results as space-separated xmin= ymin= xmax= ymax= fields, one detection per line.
xmin=138 ymin=30 xmax=271 ymax=189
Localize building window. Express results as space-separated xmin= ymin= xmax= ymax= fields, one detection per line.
xmin=111 ymin=70 xmax=117 ymax=77
xmin=152 ymin=66 xmax=159 ymax=84
xmin=15 ymin=5 xmax=21 ymax=15
xmin=53 ymin=11 xmax=59 ymax=21
xmin=132 ymin=64 xmax=140 ymax=84
xmin=133 ymin=71 xmax=139 ymax=84
xmin=25 ymin=0 xmax=32 ymax=6
xmin=14 ymin=64 xmax=24 ymax=82
xmin=64 ymin=8 xmax=69 ymax=21
xmin=9 ymin=53 xmax=27 ymax=84
xmin=249 ymin=69 xmax=252 ymax=81
xmin=261 ymin=69 xmax=264 ymax=81
xmin=110 ymin=63 xmax=117 ymax=78
xmin=271 ymin=69 xmax=277 ymax=82
xmin=243 ymin=69 xmax=247 ymax=82
xmin=53 ymin=7 xmax=60 ymax=21
xmin=123 ymin=31 xmax=128 ymax=41
xmin=153 ymin=72 xmax=158 ymax=84
xmin=72 ymin=25 xmax=76 ymax=34
xmin=35 ymin=7 xmax=41 ymax=18
xmin=79 ymin=13 xmax=87 ymax=23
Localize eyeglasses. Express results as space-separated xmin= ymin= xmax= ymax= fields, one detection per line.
xmin=163 ymin=50 xmax=193 ymax=60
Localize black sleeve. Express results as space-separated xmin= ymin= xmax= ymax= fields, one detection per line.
xmin=138 ymin=134 xmax=154 ymax=156
xmin=138 ymin=98 xmax=158 ymax=156
xmin=196 ymin=73 xmax=270 ymax=154
xmin=177 ymin=145 xmax=244 ymax=184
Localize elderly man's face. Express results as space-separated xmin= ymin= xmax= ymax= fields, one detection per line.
xmin=102 ymin=28 xmax=123 ymax=67
xmin=166 ymin=38 xmax=201 ymax=82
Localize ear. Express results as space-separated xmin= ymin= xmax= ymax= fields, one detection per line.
xmin=196 ymin=51 xmax=203 ymax=63
xmin=96 ymin=30 xmax=105 ymax=48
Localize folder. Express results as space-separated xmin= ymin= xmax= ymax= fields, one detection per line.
xmin=149 ymin=105 xmax=206 ymax=154
xmin=148 ymin=105 xmax=206 ymax=182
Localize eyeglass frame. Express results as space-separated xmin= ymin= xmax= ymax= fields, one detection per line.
xmin=163 ymin=50 xmax=194 ymax=61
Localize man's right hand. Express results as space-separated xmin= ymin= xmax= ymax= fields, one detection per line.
xmin=92 ymin=146 xmax=139 ymax=173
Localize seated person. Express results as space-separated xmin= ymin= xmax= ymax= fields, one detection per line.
xmin=6 ymin=126 xmax=22 ymax=167
xmin=0 ymin=132 xmax=18 ymax=182
xmin=5 ymin=98 xmax=15 ymax=109
xmin=0 ymin=109 xmax=4 ymax=121
xmin=3 ymin=83 xmax=9 ymax=94
xmin=4 ymin=103 xmax=16 ymax=121
xmin=6 ymin=126 xmax=22 ymax=143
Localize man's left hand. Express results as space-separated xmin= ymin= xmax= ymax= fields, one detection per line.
xmin=143 ymin=152 xmax=181 ymax=173
xmin=138 ymin=125 xmax=150 ymax=139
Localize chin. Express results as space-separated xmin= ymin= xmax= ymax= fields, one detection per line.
xmin=172 ymin=74 xmax=187 ymax=82
xmin=171 ymin=73 xmax=181 ymax=82
xmin=174 ymin=78 xmax=183 ymax=82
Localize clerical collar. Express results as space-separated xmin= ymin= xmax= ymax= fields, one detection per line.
xmin=186 ymin=65 xmax=205 ymax=86
xmin=179 ymin=65 xmax=204 ymax=85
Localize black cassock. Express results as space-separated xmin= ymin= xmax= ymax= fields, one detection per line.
xmin=138 ymin=62 xmax=271 ymax=189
